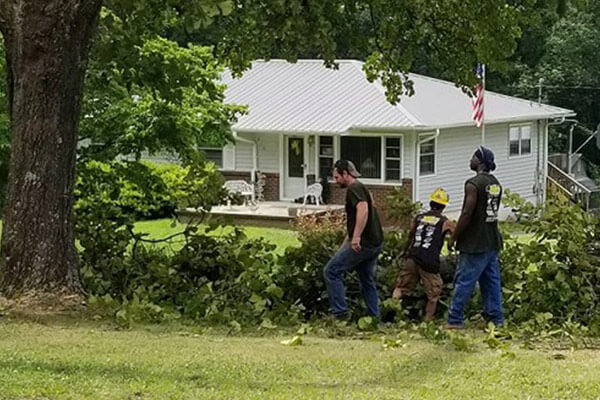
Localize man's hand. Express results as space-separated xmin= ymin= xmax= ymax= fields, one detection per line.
xmin=447 ymin=235 xmax=456 ymax=252
xmin=351 ymin=236 xmax=361 ymax=252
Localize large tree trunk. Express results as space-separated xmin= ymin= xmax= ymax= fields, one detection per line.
xmin=0 ymin=1 xmax=102 ymax=296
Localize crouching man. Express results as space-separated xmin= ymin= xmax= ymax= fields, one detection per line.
xmin=392 ymin=188 xmax=455 ymax=321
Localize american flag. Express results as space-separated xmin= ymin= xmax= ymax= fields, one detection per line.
xmin=472 ymin=64 xmax=484 ymax=128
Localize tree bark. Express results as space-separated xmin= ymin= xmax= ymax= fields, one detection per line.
xmin=0 ymin=0 xmax=102 ymax=296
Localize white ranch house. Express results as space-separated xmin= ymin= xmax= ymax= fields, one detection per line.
xmin=208 ymin=60 xmax=573 ymax=217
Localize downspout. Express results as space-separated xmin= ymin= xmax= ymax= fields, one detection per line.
xmin=536 ymin=120 xmax=541 ymax=204
xmin=232 ymin=131 xmax=258 ymax=202
xmin=414 ymin=128 xmax=440 ymax=204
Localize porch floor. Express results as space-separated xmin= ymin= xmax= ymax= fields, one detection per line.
xmin=180 ymin=201 xmax=344 ymax=228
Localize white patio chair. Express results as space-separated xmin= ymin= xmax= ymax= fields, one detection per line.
xmin=303 ymin=182 xmax=323 ymax=206
xmin=223 ymin=180 xmax=255 ymax=207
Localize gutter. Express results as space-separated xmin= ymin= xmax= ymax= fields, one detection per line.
xmin=232 ymin=112 xmax=575 ymax=136
xmin=354 ymin=112 xmax=576 ymax=132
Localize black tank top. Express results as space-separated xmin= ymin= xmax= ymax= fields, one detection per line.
xmin=456 ymin=172 xmax=503 ymax=253
xmin=408 ymin=211 xmax=447 ymax=273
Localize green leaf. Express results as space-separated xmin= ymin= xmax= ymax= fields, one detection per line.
xmin=280 ymin=335 xmax=303 ymax=346
xmin=358 ymin=316 xmax=376 ymax=331
xmin=260 ymin=318 xmax=277 ymax=330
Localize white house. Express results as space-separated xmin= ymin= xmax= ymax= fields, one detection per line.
xmin=212 ymin=59 xmax=574 ymax=215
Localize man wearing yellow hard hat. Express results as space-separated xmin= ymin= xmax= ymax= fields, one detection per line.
xmin=392 ymin=188 xmax=455 ymax=321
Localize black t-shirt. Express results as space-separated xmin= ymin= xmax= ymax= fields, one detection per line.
xmin=456 ymin=172 xmax=503 ymax=253
xmin=345 ymin=181 xmax=384 ymax=248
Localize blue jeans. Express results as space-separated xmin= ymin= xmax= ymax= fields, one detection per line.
xmin=448 ymin=251 xmax=504 ymax=326
xmin=324 ymin=242 xmax=383 ymax=317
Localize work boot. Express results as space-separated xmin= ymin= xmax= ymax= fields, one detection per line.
xmin=444 ymin=323 xmax=464 ymax=331
xmin=424 ymin=299 xmax=438 ymax=321
xmin=333 ymin=312 xmax=351 ymax=322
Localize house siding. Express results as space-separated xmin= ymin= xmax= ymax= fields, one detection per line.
xmin=223 ymin=144 xmax=235 ymax=170
xmin=233 ymin=133 xmax=279 ymax=173
xmin=402 ymin=132 xmax=414 ymax=181
xmin=234 ymin=140 xmax=254 ymax=170
xmin=257 ymin=134 xmax=280 ymax=173
xmin=417 ymin=122 xmax=541 ymax=213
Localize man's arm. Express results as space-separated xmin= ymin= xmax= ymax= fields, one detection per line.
xmin=443 ymin=219 xmax=456 ymax=236
xmin=449 ymin=183 xmax=478 ymax=247
xmin=351 ymin=201 xmax=368 ymax=252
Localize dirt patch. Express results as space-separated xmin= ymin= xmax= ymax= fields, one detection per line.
xmin=0 ymin=290 xmax=86 ymax=320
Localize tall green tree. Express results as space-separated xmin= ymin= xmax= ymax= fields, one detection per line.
xmin=0 ymin=0 xmax=531 ymax=296
xmin=512 ymin=2 xmax=600 ymax=165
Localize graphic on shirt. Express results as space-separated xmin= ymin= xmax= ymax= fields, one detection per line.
xmin=485 ymin=184 xmax=501 ymax=222
xmin=413 ymin=215 xmax=440 ymax=249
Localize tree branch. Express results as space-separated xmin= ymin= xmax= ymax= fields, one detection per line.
xmin=366 ymin=1 xmax=384 ymax=55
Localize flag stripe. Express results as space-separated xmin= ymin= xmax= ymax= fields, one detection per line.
xmin=472 ymin=80 xmax=484 ymax=128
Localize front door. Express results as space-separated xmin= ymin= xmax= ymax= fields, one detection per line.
xmin=284 ymin=136 xmax=306 ymax=199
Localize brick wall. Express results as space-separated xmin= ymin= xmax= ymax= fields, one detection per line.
xmin=327 ymin=178 xmax=413 ymax=226
xmin=261 ymin=172 xmax=280 ymax=201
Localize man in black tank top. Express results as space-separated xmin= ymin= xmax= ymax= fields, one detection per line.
xmin=392 ymin=188 xmax=455 ymax=321
xmin=447 ymin=146 xmax=504 ymax=329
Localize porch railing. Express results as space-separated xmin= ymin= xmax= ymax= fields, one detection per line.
xmin=548 ymin=161 xmax=600 ymax=210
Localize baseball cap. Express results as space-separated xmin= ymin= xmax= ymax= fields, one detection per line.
xmin=334 ymin=159 xmax=361 ymax=178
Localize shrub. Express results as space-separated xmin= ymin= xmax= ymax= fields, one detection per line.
xmin=276 ymin=212 xmax=346 ymax=318
xmin=501 ymin=190 xmax=600 ymax=329
xmin=85 ymin=225 xmax=299 ymax=326
xmin=76 ymin=159 xmax=227 ymax=302
xmin=385 ymin=186 xmax=421 ymax=228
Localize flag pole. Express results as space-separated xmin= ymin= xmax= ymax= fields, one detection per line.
xmin=481 ymin=64 xmax=486 ymax=145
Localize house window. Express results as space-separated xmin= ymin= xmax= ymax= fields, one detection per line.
xmin=341 ymin=136 xmax=381 ymax=179
xmin=385 ymin=137 xmax=402 ymax=182
xmin=318 ymin=136 xmax=334 ymax=178
xmin=419 ymin=136 xmax=436 ymax=176
xmin=200 ymin=148 xmax=223 ymax=167
xmin=509 ymin=125 xmax=531 ymax=157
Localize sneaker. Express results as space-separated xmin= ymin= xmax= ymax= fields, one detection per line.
xmin=444 ymin=323 xmax=464 ymax=330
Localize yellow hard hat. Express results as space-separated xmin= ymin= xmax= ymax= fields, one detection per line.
xmin=429 ymin=188 xmax=449 ymax=206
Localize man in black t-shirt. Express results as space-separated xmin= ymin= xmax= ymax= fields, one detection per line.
xmin=323 ymin=159 xmax=384 ymax=320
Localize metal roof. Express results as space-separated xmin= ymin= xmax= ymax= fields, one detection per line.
xmin=222 ymin=60 xmax=574 ymax=134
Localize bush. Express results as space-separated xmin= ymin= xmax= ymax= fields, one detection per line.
xmin=76 ymin=159 xmax=227 ymax=302
xmin=385 ymin=186 xmax=421 ymax=228
xmin=501 ymin=191 xmax=600 ymax=329
xmin=87 ymin=225 xmax=298 ymax=325
xmin=276 ymin=212 xmax=346 ymax=318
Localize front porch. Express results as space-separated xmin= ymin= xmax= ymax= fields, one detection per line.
xmin=179 ymin=201 xmax=344 ymax=228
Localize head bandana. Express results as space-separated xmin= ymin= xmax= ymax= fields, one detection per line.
xmin=474 ymin=146 xmax=496 ymax=171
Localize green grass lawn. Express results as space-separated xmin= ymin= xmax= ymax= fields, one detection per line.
xmin=1 ymin=319 xmax=600 ymax=399
xmin=134 ymin=219 xmax=300 ymax=254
